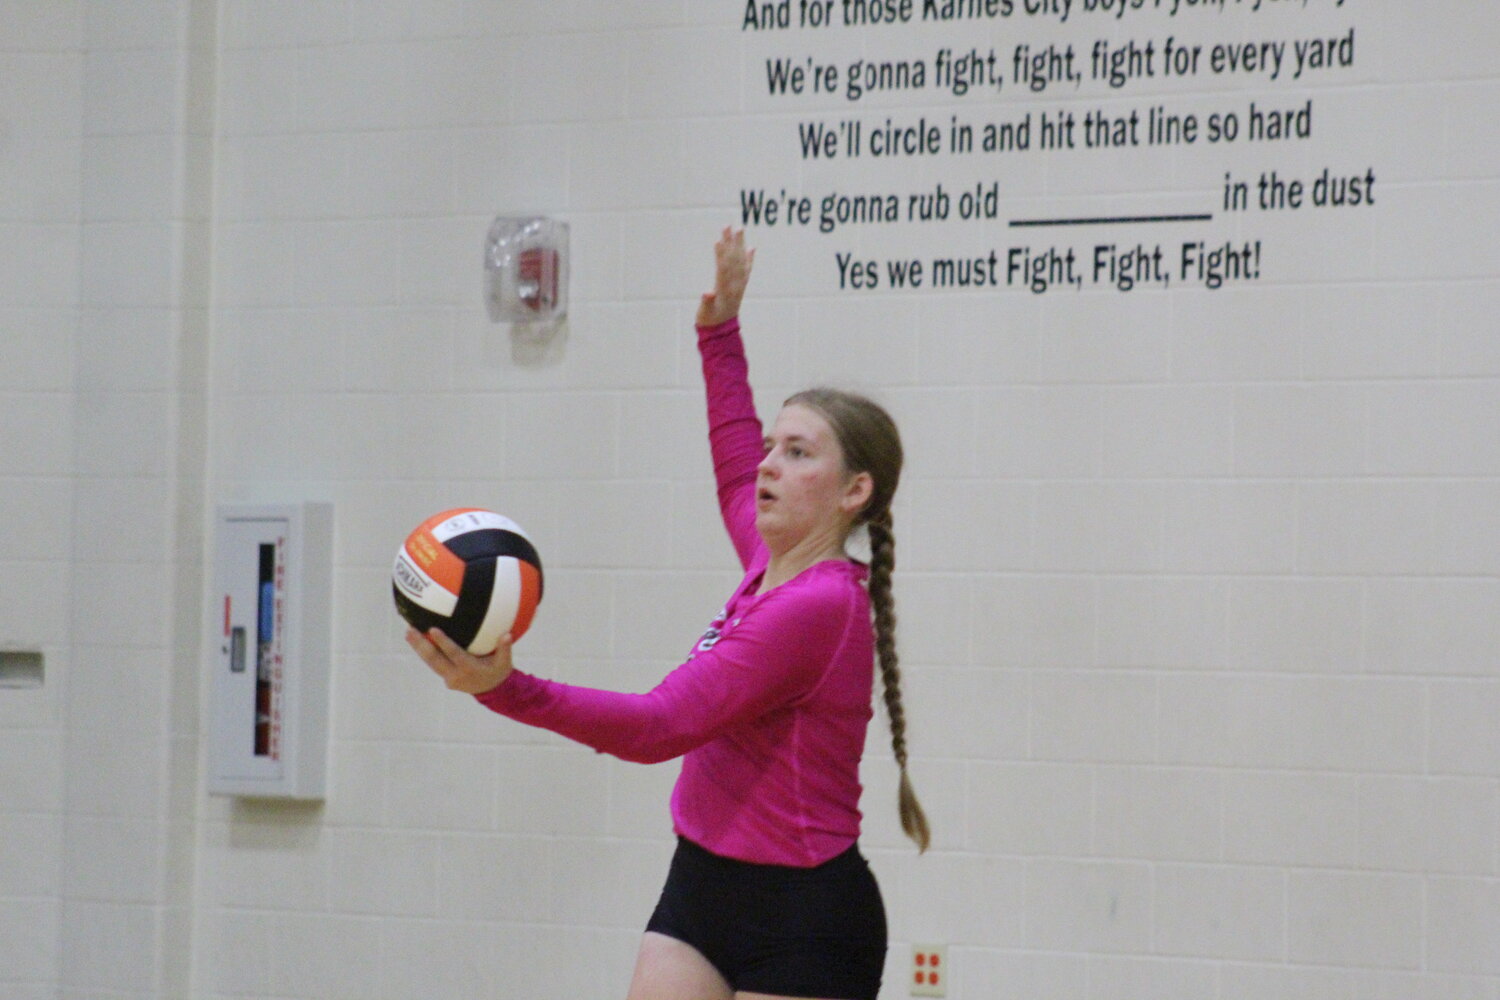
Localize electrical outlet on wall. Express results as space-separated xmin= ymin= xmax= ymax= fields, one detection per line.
xmin=911 ymin=943 xmax=947 ymax=997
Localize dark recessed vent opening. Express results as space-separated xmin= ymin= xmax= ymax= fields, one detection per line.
xmin=0 ymin=650 xmax=44 ymax=688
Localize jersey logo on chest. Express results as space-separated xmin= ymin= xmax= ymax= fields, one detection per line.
xmin=692 ymin=605 xmax=740 ymax=656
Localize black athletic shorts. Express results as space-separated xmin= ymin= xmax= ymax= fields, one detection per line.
xmin=645 ymin=836 xmax=887 ymax=1000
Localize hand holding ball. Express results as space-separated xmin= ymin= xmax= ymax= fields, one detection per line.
xmin=392 ymin=508 xmax=543 ymax=654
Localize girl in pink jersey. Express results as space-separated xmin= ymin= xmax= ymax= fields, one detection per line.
xmin=408 ymin=229 xmax=927 ymax=1000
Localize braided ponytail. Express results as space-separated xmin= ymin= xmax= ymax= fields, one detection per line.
xmin=866 ymin=510 xmax=930 ymax=852
xmin=785 ymin=386 xmax=930 ymax=852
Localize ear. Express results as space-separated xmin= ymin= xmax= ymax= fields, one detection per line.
xmin=840 ymin=470 xmax=875 ymax=516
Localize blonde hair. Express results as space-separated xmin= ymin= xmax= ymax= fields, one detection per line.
xmin=785 ymin=388 xmax=930 ymax=852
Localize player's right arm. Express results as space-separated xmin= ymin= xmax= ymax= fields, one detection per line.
xmin=696 ymin=229 xmax=764 ymax=568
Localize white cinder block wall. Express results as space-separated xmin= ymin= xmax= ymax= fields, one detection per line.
xmin=2 ymin=1 xmax=214 ymax=996
xmin=2 ymin=1 xmax=1498 ymax=998
xmin=0 ymin=4 xmax=81 ymax=995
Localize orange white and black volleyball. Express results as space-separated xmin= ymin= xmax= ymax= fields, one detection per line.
xmin=392 ymin=508 xmax=543 ymax=654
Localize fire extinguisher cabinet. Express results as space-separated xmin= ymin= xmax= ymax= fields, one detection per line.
xmin=208 ymin=502 xmax=332 ymax=800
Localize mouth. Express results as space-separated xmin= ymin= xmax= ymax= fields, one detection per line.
xmin=757 ymin=487 xmax=776 ymax=506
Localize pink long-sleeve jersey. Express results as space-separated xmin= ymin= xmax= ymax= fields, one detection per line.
xmin=476 ymin=317 xmax=875 ymax=866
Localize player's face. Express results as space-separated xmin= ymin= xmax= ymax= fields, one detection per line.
xmin=755 ymin=404 xmax=869 ymax=551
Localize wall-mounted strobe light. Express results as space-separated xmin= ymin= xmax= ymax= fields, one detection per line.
xmin=485 ymin=216 xmax=569 ymax=323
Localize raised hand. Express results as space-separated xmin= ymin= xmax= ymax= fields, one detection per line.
xmin=696 ymin=226 xmax=756 ymax=328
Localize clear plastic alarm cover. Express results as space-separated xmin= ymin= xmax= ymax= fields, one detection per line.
xmin=485 ymin=216 xmax=569 ymax=322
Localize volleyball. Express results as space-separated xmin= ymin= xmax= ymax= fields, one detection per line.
xmin=392 ymin=508 xmax=543 ymax=654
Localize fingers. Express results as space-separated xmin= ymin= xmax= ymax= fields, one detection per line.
xmin=715 ymin=227 xmax=746 ymax=257
xmin=405 ymin=627 xmax=468 ymax=690
xmin=405 ymin=626 xmax=451 ymax=679
xmin=427 ymin=626 xmax=466 ymax=658
xmin=715 ymin=231 xmax=751 ymax=279
xmin=406 ymin=626 xmax=513 ymax=694
xmin=700 ymin=228 xmax=753 ymax=327
xmin=405 ymin=626 xmax=437 ymax=657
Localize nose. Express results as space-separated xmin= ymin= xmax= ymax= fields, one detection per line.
xmin=757 ymin=446 xmax=779 ymax=478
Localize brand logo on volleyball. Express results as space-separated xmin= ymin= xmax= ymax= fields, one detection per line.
xmin=393 ymin=555 xmax=427 ymax=598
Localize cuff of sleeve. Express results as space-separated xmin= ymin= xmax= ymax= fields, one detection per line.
xmin=474 ymin=670 xmax=526 ymax=713
xmin=696 ymin=316 xmax=740 ymax=338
